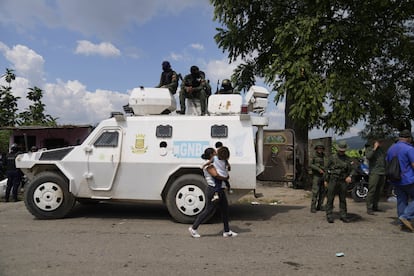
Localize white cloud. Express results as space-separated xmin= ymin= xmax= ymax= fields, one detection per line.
xmin=263 ymin=91 xmax=285 ymax=130
xmin=44 ymin=80 xmax=129 ymax=125
xmin=190 ymin=43 xmax=204 ymax=51
xmin=0 ymin=43 xmax=45 ymax=86
xmin=0 ymin=0 xmax=60 ymax=31
xmin=0 ymin=41 xmax=128 ymax=125
xmin=205 ymin=59 xmax=242 ymax=85
xmin=169 ymin=52 xmax=184 ymax=61
xmin=0 ymin=0 xmax=207 ymax=40
xmin=75 ymin=40 xmax=121 ymax=57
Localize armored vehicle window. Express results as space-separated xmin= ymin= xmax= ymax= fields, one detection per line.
xmin=156 ymin=125 xmax=173 ymax=138
xmin=211 ymin=125 xmax=228 ymax=138
xmin=94 ymin=131 xmax=119 ymax=147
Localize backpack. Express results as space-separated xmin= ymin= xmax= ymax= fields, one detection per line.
xmin=386 ymin=155 xmax=401 ymax=182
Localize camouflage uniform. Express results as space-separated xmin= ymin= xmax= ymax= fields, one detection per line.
xmin=178 ymin=66 xmax=207 ymax=115
xmin=309 ymin=144 xmax=327 ymax=212
xmin=365 ymin=141 xmax=386 ymax=214
xmin=325 ymin=141 xmax=354 ymax=223
xmin=217 ymin=79 xmax=234 ymax=94
xmin=156 ymin=61 xmax=178 ymax=94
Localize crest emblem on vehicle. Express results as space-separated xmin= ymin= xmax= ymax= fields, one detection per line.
xmin=132 ymin=134 xmax=147 ymax=154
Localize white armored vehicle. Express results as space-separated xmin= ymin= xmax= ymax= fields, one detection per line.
xmin=16 ymin=86 xmax=286 ymax=223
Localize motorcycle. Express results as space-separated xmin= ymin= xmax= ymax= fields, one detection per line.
xmin=349 ymin=158 xmax=369 ymax=202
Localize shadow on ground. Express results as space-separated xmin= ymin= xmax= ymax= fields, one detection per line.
xmin=66 ymin=201 xmax=305 ymax=223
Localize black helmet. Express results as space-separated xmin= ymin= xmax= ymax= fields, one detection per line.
xmin=221 ymin=79 xmax=232 ymax=89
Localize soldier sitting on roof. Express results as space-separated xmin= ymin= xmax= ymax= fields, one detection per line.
xmin=178 ymin=65 xmax=208 ymax=115
xmin=156 ymin=61 xmax=178 ymax=95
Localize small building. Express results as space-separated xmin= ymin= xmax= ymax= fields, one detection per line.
xmin=2 ymin=125 xmax=93 ymax=152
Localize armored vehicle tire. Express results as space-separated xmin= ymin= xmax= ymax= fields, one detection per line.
xmin=166 ymin=174 xmax=214 ymax=224
xmin=24 ymin=172 xmax=76 ymax=219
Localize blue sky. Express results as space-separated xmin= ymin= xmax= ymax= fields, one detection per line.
xmin=0 ymin=0 xmax=360 ymax=138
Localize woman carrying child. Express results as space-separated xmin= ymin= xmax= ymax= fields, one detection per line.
xmin=188 ymin=147 xmax=238 ymax=238
xmin=210 ymin=146 xmax=232 ymax=201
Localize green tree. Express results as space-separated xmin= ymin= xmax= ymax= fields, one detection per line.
xmin=231 ymin=62 xmax=257 ymax=93
xmin=3 ymin=68 xmax=16 ymax=85
xmin=18 ymin=86 xmax=58 ymax=126
xmin=211 ymin=0 xmax=414 ymax=185
xmin=0 ymin=68 xmax=19 ymax=126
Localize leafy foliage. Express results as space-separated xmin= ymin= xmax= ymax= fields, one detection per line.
xmin=0 ymin=68 xmax=19 ymax=126
xmin=17 ymin=86 xmax=58 ymax=126
xmin=210 ymin=0 xmax=414 ymax=135
xmin=231 ymin=62 xmax=257 ymax=93
xmin=0 ymin=68 xmax=57 ymax=127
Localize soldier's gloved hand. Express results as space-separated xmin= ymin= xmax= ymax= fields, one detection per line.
xmin=345 ymin=176 xmax=352 ymax=184
xmin=324 ymin=181 xmax=328 ymax=188
xmin=186 ymin=87 xmax=193 ymax=93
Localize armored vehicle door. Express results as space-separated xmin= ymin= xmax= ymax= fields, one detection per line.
xmin=257 ymin=129 xmax=295 ymax=182
xmin=84 ymin=127 xmax=122 ymax=191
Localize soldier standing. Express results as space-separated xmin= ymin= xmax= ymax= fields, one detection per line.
xmin=156 ymin=61 xmax=178 ymax=94
xmin=325 ymin=141 xmax=354 ymax=223
xmin=309 ymin=144 xmax=327 ymax=213
xmin=3 ymin=144 xmax=22 ymax=202
xmin=365 ymin=139 xmax=386 ymax=215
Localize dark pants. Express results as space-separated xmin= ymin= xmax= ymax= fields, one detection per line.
xmin=366 ymin=173 xmax=385 ymax=211
xmin=179 ymin=89 xmax=207 ymax=113
xmin=5 ymin=170 xmax=21 ymax=201
xmin=326 ymin=178 xmax=348 ymax=219
xmin=311 ymin=176 xmax=325 ymax=210
xmin=192 ymin=185 xmax=230 ymax=232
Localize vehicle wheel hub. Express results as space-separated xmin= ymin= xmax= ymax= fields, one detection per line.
xmin=175 ymin=185 xmax=205 ymax=216
xmin=33 ymin=182 xmax=63 ymax=211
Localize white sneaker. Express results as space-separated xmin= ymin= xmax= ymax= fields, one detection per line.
xmin=211 ymin=194 xmax=219 ymax=202
xmin=223 ymin=230 xmax=238 ymax=237
xmin=188 ymin=227 xmax=201 ymax=238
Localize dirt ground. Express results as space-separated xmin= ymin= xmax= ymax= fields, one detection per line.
xmin=237 ymin=181 xmax=313 ymax=207
xmin=1 ymin=182 xmax=414 ymax=276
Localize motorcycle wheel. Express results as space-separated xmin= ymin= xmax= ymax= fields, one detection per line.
xmin=351 ymin=182 xmax=368 ymax=202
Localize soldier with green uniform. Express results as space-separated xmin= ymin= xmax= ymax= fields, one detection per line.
xmin=325 ymin=141 xmax=354 ymax=223
xmin=178 ymin=65 xmax=208 ymax=115
xmin=217 ymin=79 xmax=234 ymax=94
xmin=365 ymin=139 xmax=386 ymax=215
xmin=156 ymin=61 xmax=178 ymax=95
xmin=309 ymin=144 xmax=327 ymax=213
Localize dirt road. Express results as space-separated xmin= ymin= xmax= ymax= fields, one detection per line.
xmin=0 ymin=183 xmax=413 ymax=276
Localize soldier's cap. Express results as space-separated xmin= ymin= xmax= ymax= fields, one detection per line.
xmin=314 ymin=144 xmax=325 ymax=150
xmin=337 ymin=141 xmax=347 ymax=151
xmin=162 ymin=61 xmax=170 ymax=67
xmin=399 ymin=129 xmax=412 ymax=138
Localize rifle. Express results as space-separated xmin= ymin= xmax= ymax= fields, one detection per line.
xmin=177 ymin=73 xmax=183 ymax=82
